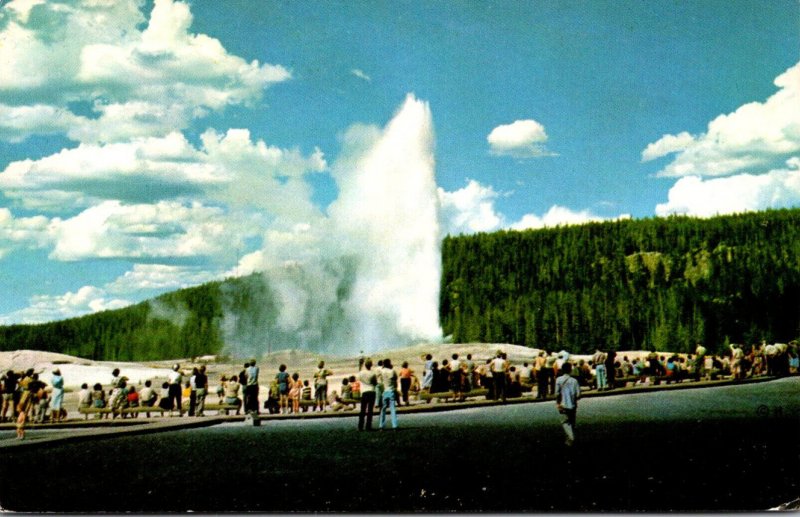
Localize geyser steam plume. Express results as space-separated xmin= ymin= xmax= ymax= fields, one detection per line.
xmin=222 ymin=94 xmax=443 ymax=357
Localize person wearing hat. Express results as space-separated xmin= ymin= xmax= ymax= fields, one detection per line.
xmin=167 ymin=364 xmax=183 ymax=416
xmin=50 ymin=369 xmax=65 ymax=423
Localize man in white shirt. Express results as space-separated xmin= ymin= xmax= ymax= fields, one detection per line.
xmin=167 ymin=364 xmax=183 ymax=416
xmin=358 ymin=359 xmax=378 ymax=431
xmin=490 ymin=351 xmax=507 ymax=402
xmin=555 ymin=362 xmax=580 ymax=447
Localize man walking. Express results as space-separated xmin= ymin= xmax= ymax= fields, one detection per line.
xmin=555 ymin=362 xmax=580 ymax=447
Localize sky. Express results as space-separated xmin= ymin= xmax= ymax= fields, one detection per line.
xmin=0 ymin=0 xmax=798 ymax=327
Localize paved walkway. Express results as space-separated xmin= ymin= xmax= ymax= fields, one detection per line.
xmin=0 ymin=374 xmax=783 ymax=449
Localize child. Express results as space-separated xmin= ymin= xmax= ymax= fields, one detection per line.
xmin=289 ymin=373 xmax=302 ymax=414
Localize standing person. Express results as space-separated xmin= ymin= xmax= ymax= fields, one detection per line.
xmin=289 ymin=373 xmax=302 ymax=414
xmin=374 ymin=360 xmax=385 ymax=409
xmin=399 ymin=362 xmax=414 ymax=406
xmin=358 ymin=360 xmax=378 ymax=431
xmin=188 ymin=367 xmax=199 ymax=416
xmin=168 ymin=364 xmax=183 ymax=416
xmin=555 ymin=361 xmax=580 ymax=447
xmin=313 ymin=361 xmax=332 ymax=412
xmin=1 ymin=370 xmax=18 ymax=422
xmin=450 ymin=354 xmax=463 ymax=401
xmin=464 ymin=354 xmax=476 ymax=392
xmin=605 ymin=349 xmax=617 ymax=389
xmin=50 ymin=369 xmax=65 ymax=423
xmin=534 ymin=351 xmax=546 ymax=399
xmin=245 ymin=360 xmax=260 ymax=414
xmin=194 ymin=366 xmax=208 ymax=416
xmin=379 ymin=359 xmax=399 ymax=430
xmin=421 ymin=354 xmax=434 ymax=392
xmin=545 ymin=352 xmax=558 ymax=395
xmin=490 ymin=351 xmax=507 ymax=402
xmin=593 ymin=348 xmax=607 ymax=391
xmin=276 ymin=364 xmax=290 ymax=414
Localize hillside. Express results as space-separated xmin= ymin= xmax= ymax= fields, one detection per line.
xmin=441 ymin=208 xmax=800 ymax=353
xmin=2 ymin=209 xmax=800 ymax=360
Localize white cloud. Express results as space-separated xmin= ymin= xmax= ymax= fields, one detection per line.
xmin=438 ymin=180 xmax=504 ymax=235
xmin=351 ymin=69 xmax=371 ymax=82
xmin=0 ymin=286 xmax=131 ymax=325
xmin=487 ymin=119 xmax=555 ymax=158
xmin=641 ymin=131 xmax=695 ymax=162
xmin=437 ymin=179 xmax=628 ymax=235
xmin=655 ymin=157 xmax=800 ymax=217
xmin=0 ymin=208 xmax=52 ymax=258
xmin=646 ymin=61 xmax=800 ymax=177
xmin=105 ymin=264 xmax=223 ymax=294
xmin=0 ymin=0 xmax=290 ymax=144
xmin=47 ymin=200 xmax=231 ymax=261
xmin=510 ymin=205 xmax=626 ymax=230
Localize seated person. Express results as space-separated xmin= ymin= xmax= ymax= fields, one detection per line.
xmin=301 ymin=380 xmax=312 ymax=401
xmin=139 ymin=380 xmax=158 ymax=407
xmin=340 ymin=378 xmax=352 ymax=400
xmin=217 ymin=376 xmax=227 ymax=404
xmin=224 ymin=376 xmax=242 ymax=410
xmin=126 ymin=385 xmax=140 ymax=407
xmin=78 ymin=383 xmax=92 ymax=409
xmin=91 ymin=383 xmax=106 ymax=408
xmin=349 ymin=375 xmax=361 ymax=400
xmin=158 ymin=382 xmax=172 ymax=410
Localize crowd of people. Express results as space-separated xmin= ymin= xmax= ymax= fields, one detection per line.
xmin=1 ymin=340 xmax=797 ymax=440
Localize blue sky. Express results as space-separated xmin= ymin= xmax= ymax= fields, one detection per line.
xmin=0 ymin=0 xmax=798 ymax=325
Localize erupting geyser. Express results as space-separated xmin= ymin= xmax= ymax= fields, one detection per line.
xmin=222 ymin=94 xmax=443 ymax=357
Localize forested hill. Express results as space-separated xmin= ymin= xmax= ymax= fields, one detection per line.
xmin=440 ymin=208 xmax=800 ymax=354
xmin=1 ymin=209 xmax=799 ymax=361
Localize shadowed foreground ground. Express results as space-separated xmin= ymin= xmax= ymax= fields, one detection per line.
xmin=1 ymin=378 xmax=798 ymax=512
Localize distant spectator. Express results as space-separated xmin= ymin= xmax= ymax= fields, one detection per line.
xmin=195 ymin=366 xmax=208 ymax=417
xmin=314 ymin=361 xmax=333 ymax=412
xmin=78 ymin=383 xmax=92 ymax=410
xmin=245 ymin=360 xmax=260 ymax=414
xmin=340 ymin=377 xmax=352 ymax=400
xmin=140 ymin=380 xmax=158 ymax=407
xmin=301 ymin=380 xmax=312 ymax=402
xmin=92 ymin=383 xmax=106 ymax=409
xmin=1 ymin=370 xmax=19 ymax=422
xmin=399 ymin=362 xmax=414 ymax=406
xmin=167 ymin=364 xmax=183 ymax=416
xmin=421 ymin=354 xmax=434 ymax=391
xmin=358 ymin=359 xmax=377 ymax=431
xmin=224 ymin=375 xmax=242 ymax=412
xmin=290 ymin=373 xmax=302 ymax=413
xmin=490 ymin=351 xmax=508 ymax=402
xmin=555 ymin=362 xmax=580 ymax=447
xmin=464 ymin=354 xmax=476 ymax=392
xmin=159 ymin=382 xmax=172 ymax=410
xmin=349 ymin=375 xmax=361 ymax=400
xmin=379 ymin=359 xmax=399 ymax=430
xmin=276 ymin=365 xmax=290 ymax=414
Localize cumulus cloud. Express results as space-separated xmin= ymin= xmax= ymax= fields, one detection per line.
xmin=437 ymin=179 xmax=628 ymax=235
xmin=641 ymin=131 xmax=695 ymax=162
xmin=655 ymin=157 xmax=800 ymax=217
xmin=645 ymin=62 xmax=800 ymax=177
xmin=105 ymin=264 xmax=224 ymax=294
xmin=438 ymin=180 xmax=504 ymax=235
xmin=510 ymin=205 xmax=625 ymax=230
xmin=487 ymin=119 xmax=555 ymax=158
xmin=0 ymin=0 xmax=290 ymax=144
xmin=47 ymin=200 xmax=231 ymax=262
xmin=0 ymin=208 xmax=52 ymax=258
xmin=0 ymin=286 xmax=131 ymax=325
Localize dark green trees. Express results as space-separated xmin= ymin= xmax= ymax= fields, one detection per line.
xmin=440 ymin=209 xmax=800 ymax=354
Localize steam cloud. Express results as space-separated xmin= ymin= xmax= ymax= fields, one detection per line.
xmin=221 ymin=95 xmax=443 ymax=357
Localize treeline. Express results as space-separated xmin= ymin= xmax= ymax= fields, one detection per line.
xmin=0 ymin=280 xmax=232 ymax=361
xmin=440 ymin=208 xmax=800 ymax=355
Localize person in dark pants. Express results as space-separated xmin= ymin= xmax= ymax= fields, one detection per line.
xmin=167 ymin=364 xmax=183 ymax=415
xmin=490 ymin=351 xmax=507 ymax=402
xmin=245 ymin=360 xmax=260 ymax=414
xmin=188 ymin=367 xmax=198 ymax=416
xmin=358 ymin=359 xmax=377 ymax=430
xmin=605 ymin=349 xmax=617 ymax=389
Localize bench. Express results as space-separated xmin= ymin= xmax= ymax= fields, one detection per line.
xmin=182 ymin=401 xmax=241 ymax=415
xmin=419 ymin=388 xmax=489 ymax=403
xmin=78 ymin=406 xmax=113 ymax=420
xmin=119 ymin=406 xmax=167 ymax=418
